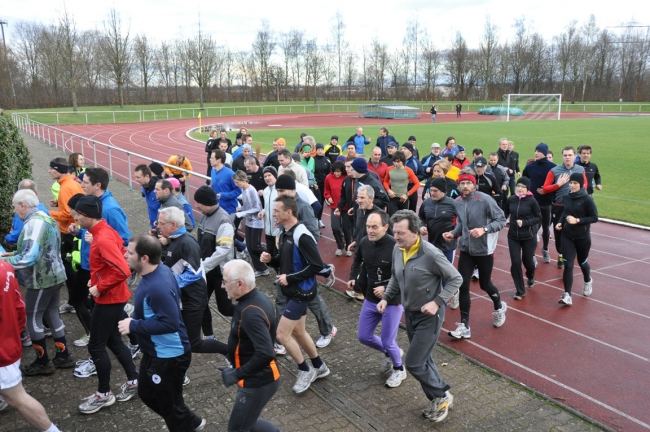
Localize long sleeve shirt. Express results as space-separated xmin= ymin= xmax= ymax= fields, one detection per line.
xmin=88 ymin=220 xmax=131 ymax=304
xmin=236 ymin=185 xmax=264 ymax=229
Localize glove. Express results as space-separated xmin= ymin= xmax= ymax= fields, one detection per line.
xmin=218 ymin=366 xmax=238 ymax=387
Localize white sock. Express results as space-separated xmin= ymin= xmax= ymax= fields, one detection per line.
xmin=43 ymin=423 xmax=61 ymax=432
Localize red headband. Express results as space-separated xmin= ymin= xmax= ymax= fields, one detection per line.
xmin=457 ymin=174 xmax=476 ymax=185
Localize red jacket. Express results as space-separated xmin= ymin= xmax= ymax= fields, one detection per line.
xmin=368 ymin=160 xmax=388 ymax=183
xmin=453 ymin=157 xmax=470 ymax=170
xmin=89 ymin=220 xmax=131 ymax=305
xmin=324 ymin=173 xmax=347 ymax=209
xmin=0 ymin=261 xmax=26 ymax=367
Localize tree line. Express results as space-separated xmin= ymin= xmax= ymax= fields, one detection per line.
xmin=0 ymin=9 xmax=648 ymax=110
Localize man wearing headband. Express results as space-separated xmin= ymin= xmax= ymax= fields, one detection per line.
xmin=443 ymin=168 xmax=508 ymax=340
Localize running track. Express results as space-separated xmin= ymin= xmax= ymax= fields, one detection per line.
xmin=32 ymin=111 xmax=649 ymax=431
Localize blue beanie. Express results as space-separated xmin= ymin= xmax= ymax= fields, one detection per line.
xmin=350 ymin=158 xmax=368 ymax=174
xmin=535 ymin=143 xmax=549 ymax=156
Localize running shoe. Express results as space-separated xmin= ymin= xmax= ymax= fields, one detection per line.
xmin=448 ymin=323 xmax=471 ymax=339
xmin=324 ymin=264 xmax=336 ymax=288
xmin=449 ymin=291 xmax=459 ymax=310
xmin=74 ymin=358 xmax=97 ymax=378
xmin=196 ymin=419 xmax=207 ymax=431
xmin=0 ymin=396 xmax=7 ymax=412
xmin=471 ymin=269 xmax=479 ymax=281
xmin=53 ymin=355 xmax=75 ymax=369
xmin=43 ymin=327 xmax=52 ymax=338
xmin=314 ymin=363 xmax=330 ymax=380
xmin=345 ymin=290 xmax=364 ymax=301
xmin=527 ymin=276 xmax=535 ymax=288
xmin=316 ymin=326 xmax=337 ymax=348
xmin=493 ymin=301 xmax=507 ymax=327
xmin=583 ymin=278 xmax=593 ymax=297
xmin=21 ymin=331 xmax=32 ymax=347
xmin=123 ymin=303 xmax=135 ymax=317
xmin=385 ymin=368 xmax=407 ymax=388
xmin=292 ymin=367 xmax=317 ymax=394
xmin=513 ymin=293 xmax=525 ymax=300
xmin=74 ymin=334 xmax=90 ymax=347
xmin=379 ymin=348 xmax=404 ymax=374
xmin=127 ymin=343 xmax=141 ymax=359
xmin=183 ymin=374 xmax=190 ymax=386
xmin=78 ymin=392 xmax=115 ymax=415
xmin=22 ymin=360 xmax=55 ymax=376
xmin=274 ymin=343 xmax=286 ymax=356
xmin=255 ymin=269 xmax=270 ymax=277
xmin=423 ymin=391 xmax=454 ymax=423
xmin=542 ymin=248 xmax=551 ymax=263
xmin=59 ymin=301 xmax=76 ymax=314
xmin=335 ymin=249 xmax=343 ymax=256
xmin=557 ymin=255 xmax=565 ymax=269
xmin=345 ymin=250 xmax=353 ymax=257
xmin=318 ymin=220 xmax=326 ymax=228
xmin=559 ymin=292 xmax=572 ymax=305
xmin=115 ymin=381 xmax=138 ymax=402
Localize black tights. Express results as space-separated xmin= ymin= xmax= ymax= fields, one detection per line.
xmin=551 ymin=205 xmax=564 ymax=254
xmin=561 ymin=234 xmax=591 ymax=294
xmin=539 ymin=205 xmax=552 ymax=251
xmin=457 ymin=251 xmax=501 ymax=326
xmin=508 ymin=237 xmax=536 ymax=296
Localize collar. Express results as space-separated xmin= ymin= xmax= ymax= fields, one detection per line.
xmin=399 ymin=235 xmax=421 ymax=264
xmin=169 ymin=225 xmax=187 ymax=239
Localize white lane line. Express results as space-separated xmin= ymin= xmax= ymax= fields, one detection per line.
xmin=590 ymin=231 xmax=650 ymax=247
xmin=442 ymin=331 xmax=650 ymax=430
xmin=468 ymin=292 xmax=650 ymax=362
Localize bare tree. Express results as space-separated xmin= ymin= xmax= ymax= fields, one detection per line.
xmin=76 ymin=30 xmax=102 ymax=106
xmin=509 ymin=18 xmax=533 ymax=93
xmin=57 ymin=8 xmax=82 ymax=111
xmin=446 ymin=31 xmax=470 ymax=99
xmin=420 ymin=36 xmax=441 ymax=101
xmin=133 ymin=34 xmax=154 ymax=103
xmin=13 ymin=21 xmax=43 ymax=103
xmin=156 ymin=40 xmax=173 ymax=103
xmin=330 ymin=12 xmax=348 ymax=99
xmin=100 ymin=8 xmax=132 ymax=108
xmin=251 ymin=20 xmax=275 ymax=100
xmin=555 ymin=21 xmax=578 ymax=97
xmin=187 ymin=19 xmax=217 ymax=108
xmin=478 ymin=16 xmax=499 ymax=99
xmin=404 ymin=17 xmax=421 ymax=96
xmin=279 ymin=30 xmax=303 ymax=100
xmin=343 ymin=50 xmax=357 ymax=100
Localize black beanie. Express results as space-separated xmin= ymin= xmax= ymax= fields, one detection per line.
xmin=75 ymin=195 xmax=103 ymax=219
xmin=149 ymin=162 xmax=164 ymax=177
xmin=429 ymin=177 xmax=447 ymax=193
xmin=67 ymin=193 xmax=86 ymax=210
xmin=263 ymin=166 xmax=278 ymax=179
xmin=50 ymin=160 xmax=69 ymax=174
xmin=194 ymin=186 xmax=218 ymax=206
xmin=569 ymin=172 xmax=584 ymax=188
xmin=516 ymin=176 xmax=531 ymax=190
xmin=275 ymin=174 xmax=296 ymax=190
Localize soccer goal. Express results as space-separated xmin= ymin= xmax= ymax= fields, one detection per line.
xmin=501 ymin=94 xmax=562 ymax=121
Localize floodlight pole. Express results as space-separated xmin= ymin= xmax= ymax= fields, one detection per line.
xmin=0 ymin=20 xmax=17 ymax=108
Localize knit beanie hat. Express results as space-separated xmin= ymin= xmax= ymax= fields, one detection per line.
xmin=67 ymin=193 xmax=86 ymax=210
xmin=194 ymin=185 xmax=218 ymax=206
xmin=75 ymin=195 xmax=103 ymax=219
xmin=569 ymin=172 xmax=584 ymax=188
xmin=316 ymin=143 xmax=325 ymax=150
xmin=535 ymin=143 xmax=549 ymax=156
xmin=263 ymin=166 xmax=278 ymax=179
xmin=350 ymin=158 xmax=368 ymax=174
xmin=516 ymin=176 xmax=531 ymax=190
xmin=429 ymin=177 xmax=447 ymax=193
xmin=275 ymin=174 xmax=296 ymax=190
xmin=149 ymin=162 xmax=165 ymax=177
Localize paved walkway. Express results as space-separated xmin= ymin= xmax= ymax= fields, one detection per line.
xmin=0 ymin=132 xmax=604 ymax=431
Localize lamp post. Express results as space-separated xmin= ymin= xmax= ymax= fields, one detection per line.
xmin=0 ymin=19 xmax=17 ymax=108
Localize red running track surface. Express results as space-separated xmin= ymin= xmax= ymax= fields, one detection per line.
xmin=45 ymin=112 xmax=650 ymax=431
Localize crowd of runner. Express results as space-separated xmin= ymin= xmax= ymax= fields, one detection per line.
xmin=0 ymin=126 xmax=601 ymax=430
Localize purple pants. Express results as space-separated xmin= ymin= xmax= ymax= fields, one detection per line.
xmin=357 ymin=299 xmax=403 ymax=367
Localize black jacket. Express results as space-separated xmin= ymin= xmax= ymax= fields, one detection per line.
xmin=263 ymin=151 xmax=280 ymax=169
xmin=337 ymin=174 xmax=389 ymax=214
xmin=227 ymin=288 xmax=279 ymax=388
xmin=503 ymin=194 xmax=542 ymax=240
xmin=350 ymin=235 xmax=399 ymax=304
xmin=559 ymin=189 xmax=598 ymax=240
xmin=324 ymin=145 xmax=342 ymax=164
xmin=477 ymin=172 xmax=501 ymax=202
xmin=353 ymin=205 xmax=393 ymax=245
xmin=313 ymin=155 xmax=331 ymax=185
xmin=165 ymin=233 xmax=208 ymax=311
xmin=423 ymin=177 xmax=459 ymax=200
xmin=418 ymin=196 xmax=457 ymax=251
xmin=576 ymin=161 xmax=601 ymax=195
xmin=497 ymin=149 xmax=517 ymax=175
xmin=522 ymin=158 xmax=556 ymax=206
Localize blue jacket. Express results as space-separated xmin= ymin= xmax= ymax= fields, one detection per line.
xmin=376 ymin=135 xmax=397 ymax=157
xmin=176 ymin=193 xmax=196 ymax=229
xmin=522 ymin=158 xmax=557 ymax=207
xmin=210 ymin=166 xmax=240 ymax=214
xmin=5 ymin=203 xmax=49 ymax=245
xmin=346 ymin=134 xmax=371 ymax=155
xmin=142 ymin=177 xmax=161 ymax=228
xmin=405 ymin=156 xmax=425 ymax=181
xmin=130 ymin=264 xmax=190 ymax=358
xmin=100 ymin=190 xmax=131 ymax=245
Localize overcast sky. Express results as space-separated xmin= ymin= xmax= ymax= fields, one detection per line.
xmin=2 ymin=0 xmax=644 ymax=51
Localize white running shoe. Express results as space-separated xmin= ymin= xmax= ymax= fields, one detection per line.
xmin=449 ymin=291 xmax=459 ymax=310
xmin=292 ymin=367 xmax=317 ymax=394
xmin=123 ymin=303 xmax=135 ymax=317
xmin=59 ymin=302 xmax=76 ymax=314
xmin=559 ymin=292 xmax=573 ymax=305
xmin=493 ymin=301 xmax=507 ymax=327
xmin=583 ymin=278 xmax=593 ymax=297
xmin=448 ymin=323 xmax=471 ymax=339
xmin=335 ymin=249 xmax=343 ymax=256
xmin=74 ymin=334 xmax=90 ymax=347
xmin=74 ymin=358 xmax=97 ymax=378
xmin=379 ymin=348 xmax=404 ymax=374
xmin=385 ymin=368 xmax=407 ymax=388
xmin=316 ymin=326 xmax=337 ymax=348
xmin=274 ymin=343 xmax=286 ymax=355
xmin=78 ymin=392 xmax=115 ymax=415
xmin=314 ymin=363 xmax=330 ymax=380
xmin=471 ymin=269 xmax=479 ymax=281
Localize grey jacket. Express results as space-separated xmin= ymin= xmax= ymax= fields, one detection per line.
xmin=451 ymin=191 xmax=506 ymax=256
xmin=383 ymin=237 xmax=462 ymax=312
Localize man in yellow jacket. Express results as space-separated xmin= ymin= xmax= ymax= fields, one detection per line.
xmin=165 ymin=154 xmax=193 ymax=194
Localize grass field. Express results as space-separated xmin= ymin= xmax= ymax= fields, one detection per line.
xmin=190 ymin=116 xmax=650 ymax=226
xmin=11 ymin=101 xmax=650 ymax=125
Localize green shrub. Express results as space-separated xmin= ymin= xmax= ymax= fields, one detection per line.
xmin=0 ymin=110 xmax=33 ymax=234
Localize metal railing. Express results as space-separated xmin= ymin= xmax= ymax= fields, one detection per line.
xmin=12 ymin=113 xmax=210 ymax=209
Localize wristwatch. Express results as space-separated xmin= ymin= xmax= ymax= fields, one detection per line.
xmin=483 ymin=226 xmax=490 ymax=233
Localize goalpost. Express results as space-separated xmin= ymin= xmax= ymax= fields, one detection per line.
xmin=501 ymin=94 xmax=562 ymax=121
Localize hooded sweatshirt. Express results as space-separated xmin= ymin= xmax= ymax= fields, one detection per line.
xmin=559 ymin=188 xmax=598 ymax=239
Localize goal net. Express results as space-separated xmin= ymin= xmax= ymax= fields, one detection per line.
xmin=500 ymin=94 xmax=562 ymax=121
